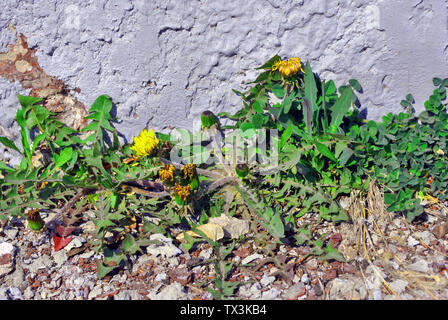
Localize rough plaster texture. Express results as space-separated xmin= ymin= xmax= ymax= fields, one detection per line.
xmin=0 ymin=0 xmax=448 ymax=163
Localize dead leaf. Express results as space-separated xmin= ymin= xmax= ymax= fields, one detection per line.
xmin=176 ymin=223 xmax=224 ymax=241
xmin=209 ymin=215 xmax=250 ymax=239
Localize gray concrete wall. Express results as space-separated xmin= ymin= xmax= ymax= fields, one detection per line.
xmin=1 ymin=0 xmax=448 ymax=164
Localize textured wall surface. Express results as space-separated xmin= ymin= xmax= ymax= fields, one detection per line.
xmin=1 ymin=0 xmax=448 ymax=164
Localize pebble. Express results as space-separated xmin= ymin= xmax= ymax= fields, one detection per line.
xmin=146 ymin=234 xmax=182 ymax=258
xmin=28 ymin=255 xmax=53 ymax=273
xmin=283 ymin=282 xmax=305 ymax=299
xmin=408 ymin=259 xmax=429 ymax=273
xmin=53 ymin=250 xmax=68 ymax=267
xmin=432 ymin=222 xmax=448 ymax=239
xmin=7 ymin=287 xmax=22 ymax=300
xmin=23 ymin=286 xmax=34 ymax=299
xmin=261 ymin=287 xmax=281 ymax=300
xmin=407 ymin=236 xmax=420 ymax=247
xmin=371 ymin=289 xmax=383 ymax=300
xmin=0 ymin=242 xmax=16 ymax=277
xmin=301 ymin=273 xmax=309 ymax=284
xmin=260 ymin=274 xmax=276 ymax=287
xmin=4 ymin=228 xmax=18 ymax=240
xmin=64 ymin=236 xmax=85 ymax=252
xmin=148 ymin=282 xmax=190 ymax=300
xmin=389 ymin=279 xmax=408 ymax=295
xmin=241 ymin=253 xmax=263 ymax=265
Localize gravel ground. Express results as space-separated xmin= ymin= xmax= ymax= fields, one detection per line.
xmin=1 ymin=198 xmax=448 ymax=300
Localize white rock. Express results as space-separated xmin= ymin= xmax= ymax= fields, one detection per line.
xmin=64 ymin=236 xmax=85 ymax=251
xmin=0 ymin=242 xmax=16 ymax=277
xmin=155 ymin=273 xmax=167 ymax=282
xmin=241 ymin=253 xmax=263 ymax=265
xmin=408 ymin=260 xmax=429 ymax=273
xmin=371 ymin=289 xmax=383 ymax=300
xmin=146 ymin=234 xmax=182 ymax=258
xmin=301 ymin=273 xmax=309 ymax=284
xmin=260 ymin=274 xmax=276 ymax=287
xmin=148 ymin=282 xmax=189 ymax=300
xmin=7 ymin=287 xmax=22 ymax=300
xmin=0 ymin=242 xmax=15 ymax=255
xmin=407 ymin=236 xmax=419 ymax=247
xmin=261 ymin=287 xmax=281 ymax=300
xmin=52 ymin=250 xmax=68 ymax=267
xmin=209 ymin=215 xmax=250 ymax=239
xmin=389 ymin=279 xmax=408 ymax=295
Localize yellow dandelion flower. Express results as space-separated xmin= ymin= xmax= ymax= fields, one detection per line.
xmin=159 ymin=164 xmax=176 ymax=184
xmin=130 ymin=127 xmax=160 ymax=157
xmin=174 ymin=183 xmax=192 ymax=205
xmin=181 ymin=163 xmax=196 ymax=179
xmin=272 ymin=57 xmax=304 ymax=77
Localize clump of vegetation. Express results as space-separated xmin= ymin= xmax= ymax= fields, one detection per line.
xmin=0 ymin=55 xmax=447 ymax=298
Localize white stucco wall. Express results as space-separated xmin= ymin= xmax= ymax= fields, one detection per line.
xmin=0 ymin=0 xmax=447 ymax=162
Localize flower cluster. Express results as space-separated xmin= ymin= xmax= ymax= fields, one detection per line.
xmin=174 ymin=183 xmax=193 ymax=206
xmin=130 ymin=127 xmax=159 ymax=157
xmin=272 ymin=57 xmax=304 ymax=77
xmin=159 ymin=164 xmax=176 ymax=186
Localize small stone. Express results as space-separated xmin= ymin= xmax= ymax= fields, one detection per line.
xmin=27 ymin=255 xmax=53 ymax=273
xmin=283 ymin=282 xmax=305 ymax=299
xmin=313 ymin=285 xmax=323 ymax=296
xmin=4 ymin=228 xmax=18 ymax=240
xmin=79 ymin=250 xmax=95 ymax=259
xmin=322 ymin=269 xmax=337 ymax=281
xmin=146 ymin=234 xmax=182 ymax=258
xmin=88 ymin=285 xmax=103 ymax=299
xmin=7 ymin=287 xmax=22 ymax=300
xmin=432 ymin=222 xmax=448 ymax=239
xmin=0 ymin=287 xmax=8 ymax=300
xmin=64 ymin=236 xmax=84 ymax=252
xmin=241 ymin=253 xmax=263 ymax=265
xmin=261 ymin=287 xmax=281 ymax=300
xmin=23 ymin=286 xmax=34 ymax=299
xmin=260 ymin=274 xmax=276 ymax=287
xmin=0 ymin=242 xmax=16 ymax=277
xmin=371 ymin=289 xmax=383 ymax=300
xmin=408 ymin=259 xmax=429 ymax=273
xmin=305 ymin=258 xmax=318 ymax=271
xmin=53 ymin=250 xmax=68 ymax=267
xmin=199 ymin=247 xmax=213 ymax=260
xmin=301 ymin=273 xmax=309 ymax=284
xmin=114 ymin=290 xmax=132 ymax=300
xmin=407 ymin=236 xmax=419 ymax=247
xmin=389 ymin=279 xmax=408 ymax=295
xmin=155 ymin=273 xmax=167 ymax=282
xmin=148 ymin=282 xmax=190 ymax=300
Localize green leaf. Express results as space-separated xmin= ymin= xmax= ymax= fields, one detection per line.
xmin=315 ymin=142 xmax=337 ymax=162
xmin=348 ymin=79 xmax=361 ymax=92
xmin=0 ymin=137 xmax=22 ymax=154
xmin=122 ymin=234 xmax=141 ymax=255
xmin=17 ymin=95 xmax=43 ymax=108
xmin=280 ymin=124 xmax=293 ymax=149
xmin=433 ymin=77 xmax=442 ymax=86
xmin=384 ymin=193 xmax=397 ymax=205
xmin=272 ymin=84 xmax=285 ymax=98
xmin=338 ymin=147 xmax=354 ymax=167
xmin=52 ymin=147 xmax=73 ymax=172
xmin=330 ymin=86 xmax=353 ymax=129
xmin=304 ymin=61 xmax=317 ymax=116
xmin=319 ymin=244 xmax=346 ymax=262
xmin=96 ymin=261 xmax=117 ymax=279
xmin=0 ymin=161 xmax=13 ymax=172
